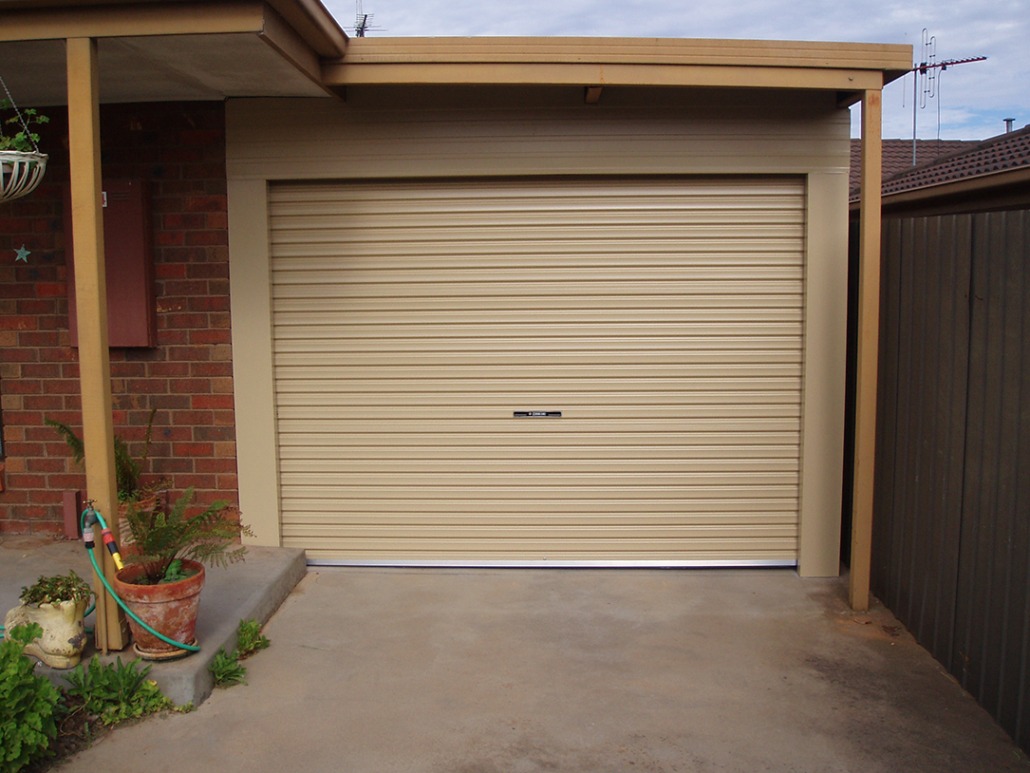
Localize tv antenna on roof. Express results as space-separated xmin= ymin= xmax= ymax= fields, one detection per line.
xmin=909 ymin=29 xmax=986 ymax=164
xmin=354 ymin=0 xmax=380 ymax=37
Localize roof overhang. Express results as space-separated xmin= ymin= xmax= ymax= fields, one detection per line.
xmin=323 ymin=37 xmax=913 ymax=106
xmin=0 ymin=2 xmax=911 ymax=108
xmin=0 ymin=0 xmax=349 ymax=105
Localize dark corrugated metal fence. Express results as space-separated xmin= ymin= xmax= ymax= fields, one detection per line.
xmin=873 ymin=209 xmax=1030 ymax=750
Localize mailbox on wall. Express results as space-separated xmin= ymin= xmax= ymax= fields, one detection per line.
xmin=65 ymin=179 xmax=156 ymax=348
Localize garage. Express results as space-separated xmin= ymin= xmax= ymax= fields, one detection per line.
xmin=223 ymin=37 xmax=910 ymax=576
xmin=266 ymin=176 xmax=805 ymax=565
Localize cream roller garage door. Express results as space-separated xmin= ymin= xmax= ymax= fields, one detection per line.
xmin=268 ymin=177 xmax=804 ymax=565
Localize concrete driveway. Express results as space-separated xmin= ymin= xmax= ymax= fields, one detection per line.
xmin=54 ymin=566 xmax=1027 ymax=772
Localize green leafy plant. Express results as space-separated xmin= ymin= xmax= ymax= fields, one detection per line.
xmin=208 ymin=619 xmax=270 ymax=688
xmin=209 ymin=648 xmax=248 ymax=688
xmin=0 ymin=99 xmax=49 ymax=153
xmin=235 ymin=618 xmax=270 ymax=659
xmin=20 ymin=570 xmax=93 ymax=607
xmin=122 ymin=487 xmax=252 ymax=584
xmin=0 ymin=623 xmax=61 ymax=772
xmin=45 ymin=408 xmax=162 ymax=503
xmin=63 ymin=656 xmax=180 ymax=726
xmin=157 ymin=559 xmax=190 ymax=584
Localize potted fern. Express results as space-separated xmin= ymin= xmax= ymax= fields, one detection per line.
xmin=111 ymin=488 xmax=251 ymax=660
xmin=2 ymin=571 xmax=93 ymax=669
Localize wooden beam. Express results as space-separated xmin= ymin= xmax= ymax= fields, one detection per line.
xmin=323 ymin=37 xmax=911 ymax=92
xmin=849 ymin=88 xmax=883 ymax=611
xmin=322 ymin=61 xmax=886 ymax=92
xmin=334 ymin=36 xmax=912 ymax=76
xmin=66 ymin=36 xmax=127 ymax=652
xmin=0 ymin=2 xmax=266 ymax=42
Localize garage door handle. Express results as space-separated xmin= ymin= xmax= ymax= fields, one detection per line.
xmin=513 ymin=411 xmax=562 ymax=418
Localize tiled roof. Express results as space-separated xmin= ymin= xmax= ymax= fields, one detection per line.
xmin=849 ymin=139 xmax=978 ymax=194
xmin=880 ymin=124 xmax=1030 ymax=196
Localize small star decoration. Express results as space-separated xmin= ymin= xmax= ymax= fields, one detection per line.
xmin=14 ymin=244 xmax=31 ymax=263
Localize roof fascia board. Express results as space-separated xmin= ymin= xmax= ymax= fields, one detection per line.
xmin=324 ymin=37 xmax=911 ymax=91
xmin=337 ymin=36 xmax=910 ymax=71
xmin=258 ymin=3 xmax=330 ymax=92
xmin=323 ymin=61 xmax=887 ymax=91
xmin=0 ymin=2 xmax=268 ymax=41
xmin=329 ymin=37 xmax=910 ymax=78
xmin=266 ymin=0 xmax=347 ymax=57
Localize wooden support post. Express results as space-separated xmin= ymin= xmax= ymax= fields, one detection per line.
xmin=66 ymin=37 xmax=127 ymax=651
xmin=849 ymin=88 xmax=883 ymax=611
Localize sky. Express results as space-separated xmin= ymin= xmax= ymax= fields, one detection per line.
xmin=320 ymin=0 xmax=1028 ymax=141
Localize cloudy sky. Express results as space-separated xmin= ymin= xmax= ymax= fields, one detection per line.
xmin=320 ymin=0 xmax=1027 ymax=141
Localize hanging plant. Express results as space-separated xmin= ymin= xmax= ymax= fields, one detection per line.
xmin=0 ymin=77 xmax=49 ymax=203
xmin=0 ymin=102 xmax=48 ymax=152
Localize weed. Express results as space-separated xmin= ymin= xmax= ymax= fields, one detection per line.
xmin=208 ymin=619 xmax=270 ymax=688
xmin=64 ymin=657 xmax=179 ymax=726
xmin=235 ymin=618 xmax=270 ymax=659
xmin=209 ymin=649 xmax=248 ymax=687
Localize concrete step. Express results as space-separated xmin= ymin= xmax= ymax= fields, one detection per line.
xmin=1 ymin=536 xmax=306 ymax=707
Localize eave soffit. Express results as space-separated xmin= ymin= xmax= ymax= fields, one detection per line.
xmin=0 ymin=0 xmax=348 ymax=105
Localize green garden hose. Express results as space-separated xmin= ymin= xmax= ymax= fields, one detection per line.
xmin=81 ymin=505 xmax=200 ymax=654
xmin=0 ymin=508 xmax=198 ymax=655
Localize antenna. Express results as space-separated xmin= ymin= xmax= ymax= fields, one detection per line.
xmin=918 ymin=29 xmax=937 ymax=111
xmin=354 ymin=0 xmax=380 ymax=37
xmin=909 ymin=28 xmax=987 ymax=165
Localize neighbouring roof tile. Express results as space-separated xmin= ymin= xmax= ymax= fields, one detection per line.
xmin=849 ymin=139 xmax=979 ymax=195
xmin=880 ymin=124 xmax=1030 ymax=196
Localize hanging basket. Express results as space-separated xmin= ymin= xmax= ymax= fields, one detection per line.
xmin=0 ymin=150 xmax=48 ymax=202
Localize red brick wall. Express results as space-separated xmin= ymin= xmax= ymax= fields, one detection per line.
xmin=0 ymin=102 xmax=236 ymax=535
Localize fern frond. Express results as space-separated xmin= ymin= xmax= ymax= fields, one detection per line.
xmin=44 ymin=418 xmax=85 ymax=465
xmin=123 ymin=487 xmax=250 ymax=583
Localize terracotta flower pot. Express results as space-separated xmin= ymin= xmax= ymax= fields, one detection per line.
xmin=112 ymin=560 xmax=205 ymax=660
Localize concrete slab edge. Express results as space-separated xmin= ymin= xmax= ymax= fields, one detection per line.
xmin=154 ymin=548 xmax=308 ymax=707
